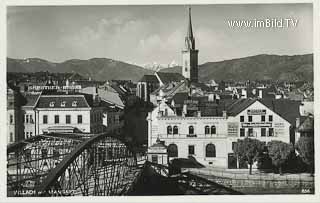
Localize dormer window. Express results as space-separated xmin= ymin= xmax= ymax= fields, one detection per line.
xmin=61 ymin=101 xmax=66 ymax=107
xmin=49 ymin=102 xmax=55 ymax=107
xmin=72 ymin=101 xmax=78 ymax=107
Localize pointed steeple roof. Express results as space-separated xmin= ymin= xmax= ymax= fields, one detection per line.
xmin=187 ymin=6 xmax=194 ymax=39
xmin=185 ymin=6 xmax=195 ymax=50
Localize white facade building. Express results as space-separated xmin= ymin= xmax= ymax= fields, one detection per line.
xmin=147 ymin=99 xmax=292 ymax=168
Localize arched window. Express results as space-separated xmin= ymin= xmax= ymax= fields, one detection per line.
xmin=168 ymin=144 xmax=178 ymax=157
xmin=167 ymin=126 xmax=172 ymax=135
xmin=211 ymin=126 xmax=216 ymax=134
xmin=189 ymin=126 xmax=194 ymax=135
xmin=205 ymin=126 xmax=210 ymax=134
xmin=206 ymin=144 xmax=216 ymax=157
xmin=173 ymin=126 xmax=179 ymax=135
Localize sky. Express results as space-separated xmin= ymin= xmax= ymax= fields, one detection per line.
xmin=7 ymin=4 xmax=313 ymax=66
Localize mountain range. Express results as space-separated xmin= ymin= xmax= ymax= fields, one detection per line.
xmin=7 ymin=54 xmax=313 ymax=82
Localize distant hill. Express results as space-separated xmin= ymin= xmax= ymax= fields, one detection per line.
xmin=7 ymin=54 xmax=313 ymax=82
xmin=7 ymin=57 xmax=154 ymax=82
xmin=160 ymin=54 xmax=313 ymax=82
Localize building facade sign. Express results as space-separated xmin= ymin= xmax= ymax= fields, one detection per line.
xmin=227 ymin=122 xmax=238 ymax=136
xmin=247 ymin=109 xmax=266 ymax=115
xmin=241 ymin=122 xmax=272 ymax=128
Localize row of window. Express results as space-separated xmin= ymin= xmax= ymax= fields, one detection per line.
xmin=167 ymin=125 xmax=217 ymax=135
xmin=167 ymin=143 xmax=216 ymax=158
xmin=49 ymin=101 xmax=78 ymax=107
xmin=24 ymin=114 xmax=34 ymax=124
xmin=24 ymin=131 xmax=33 ymax=139
xmin=9 ymin=114 xmax=35 ymax=124
xmin=240 ymin=115 xmax=273 ymax=122
xmin=239 ymin=128 xmax=274 ymax=137
xmin=43 ymin=115 xmax=83 ymax=124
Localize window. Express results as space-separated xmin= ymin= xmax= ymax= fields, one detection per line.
xmin=269 ymin=115 xmax=273 ymax=122
xmin=268 ymin=128 xmax=274 ymax=137
xmin=78 ymin=115 xmax=83 ymax=124
xmin=206 ymin=144 xmax=216 ymax=157
xmin=173 ymin=126 xmax=179 ymax=135
xmin=61 ymin=101 xmax=66 ymax=107
xmin=66 ymin=115 xmax=71 ymax=124
xmin=26 ymin=115 xmax=29 ymax=123
xmin=248 ymin=128 xmax=253 ymax=137
xmin=205 ymin=126 xmax=210 ymax=134
xmin=30 ymin=132 xmax=33 ymax=137
xmin=49 ymin=102 xmax=55 ymax=107
xmin=151 ymin=155 xmax=158 ymax=164
xmin=189 ymin=126 xmax=194 ymax=135
xmin=43 ymin=115 xmax=48 ymax=124
xmin=211 ymin=126 xmax=216 ymax=134
xmin=9 ymin=132 xmax=13 ymax=142
xmin=188 ymin=145 xmax=195 ymax=155
xmin=167 ymin=126 xmax=172 ymax=135
xmin=72 ymin=101 xmax=78 ymax=107
xmin=9 ymin=114 xmax=13 ymax=124
xmin=168 ymin=144 xmax=178 ymax=157
xmin=261 ymin=115 xmax=265 ymax=122
xmin=248 ymin=116 xmax=252 ymax=122
xmin=240 ymin=128 xmax=245 ymax=137
xmin=54 ymin=115 xmax=59 ymax=124
xmin=26 ymin=132 xmax=29 ymax=139
xmin=240 ymin=116 xmax=244 ymax=122
xmin=261 ymin=128 xmax=266 ymax=137
xmin=30 ymin=115 xmax=33 ymax=123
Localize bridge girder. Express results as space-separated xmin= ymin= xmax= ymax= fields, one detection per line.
xmin=7 ymin=133 xmax=141 ymax=197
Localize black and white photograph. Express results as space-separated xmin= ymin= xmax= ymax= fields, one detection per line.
xmin=2 ymin=0 xmax=319 ymax=202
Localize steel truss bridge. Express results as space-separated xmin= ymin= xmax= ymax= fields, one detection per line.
xmin=7 ymin=132 xmax=242 ymax=196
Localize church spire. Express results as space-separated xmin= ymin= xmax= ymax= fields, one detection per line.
xmin=185 ymin=6 xmax=195 ymax=50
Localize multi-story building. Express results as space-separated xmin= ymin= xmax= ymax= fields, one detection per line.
xmin=22 ymin=94 xmax=39 ymax=139
xmin=7 ymin=86 xmax=24 ymax=144
xmin=35 ymin=94 xmax=104 ymax=134
xmin=136 ymin=75 xmax=160 ymax=102
xmin=147 ymin=98 xmax=295 ymax=168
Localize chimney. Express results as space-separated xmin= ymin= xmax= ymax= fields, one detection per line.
xmin=296 ymin=117 xmax=300 ymax=129
xmin=259 ymin=89 xmax=263 ymax=99
xmin=182 ymin=104 xmax=187 ymax=117
xmin=197 ymin=110 xmax=201 ymax=117
xmin=222 ymin=110 xmax=227 ymax=118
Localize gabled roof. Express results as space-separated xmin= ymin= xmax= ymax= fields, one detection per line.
xmin=23 ymin=94 xmax=40 ymax=107
xmin=36 ymin=95 xmax=90 ymax=108
xmin=81 ymin=86 xmax=124 ymax=108
xmin=156 ymin=72 xmax=185 ymax=85
xmin=298 ymin=116 xmax=314 ymax=132
xmin=226 ymin=99 xmax=256 ymax=116
xmin=139 ymin=75 xmax=159 ymax=83
xmin=260 ymin=99 xmax=302 ymax=127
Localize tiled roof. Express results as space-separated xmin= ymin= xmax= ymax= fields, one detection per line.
xmin=139 ymin=75 xmax=159 ymax=83
xmin=81 ymin=86 xmax=124 ymax=108
xmin=298 ymin=116 xmax=314 ymax=132
xmin=36 ymin=95 xmax=90 ymax=108
xmin=260 ymin=99 xmax=302 ymax=126
xmin=156 ymin=72 xmax=185 ymax=85
xmin=23 ymin=94 xmax=40 ymax=107
xmin=226 ymin=99 xmax=256 ymax=116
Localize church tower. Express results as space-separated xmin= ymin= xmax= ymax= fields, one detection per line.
xmin=182 ymin=7 xmax=199 ymax=83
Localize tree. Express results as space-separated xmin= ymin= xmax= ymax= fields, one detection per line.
xmin=295 ymin=137 xmax=314 ymax=175
xmin=233 ymin=138 xmax=264 ymax=175
xmin=267 ymin=141 xmax=294 ymax=175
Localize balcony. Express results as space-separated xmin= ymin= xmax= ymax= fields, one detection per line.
xmin=186 ymin=134 xmax=197 ymax=138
